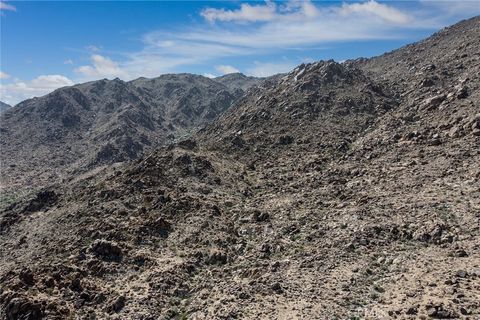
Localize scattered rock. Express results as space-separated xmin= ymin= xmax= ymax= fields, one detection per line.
xmin=455 ymin=270 xmax=467 ymax=278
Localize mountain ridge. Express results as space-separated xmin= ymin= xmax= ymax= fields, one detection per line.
xmin=0 ymin=73 xmax=262 ymax=191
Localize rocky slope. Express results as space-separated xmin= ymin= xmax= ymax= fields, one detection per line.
xmin=0 ymin=17 xmax=479 ymax=320
xmin=0 ymin=74 xmax=260 ymax=192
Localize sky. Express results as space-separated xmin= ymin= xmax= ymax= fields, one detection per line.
xmin=0 ymin=1 xmax=479 ymax=105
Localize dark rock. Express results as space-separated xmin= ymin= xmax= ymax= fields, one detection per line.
xmin=454 ymin=249 xmax=468 ymax=257
xmin=251 ymin=210 xmax=270 ymax=222
xmin=231 ymin=135 xmax=245 ymax=148
xmin=69 ymin=278 xmax=83 ymax=292
xmin=460 ymin=307 xmax=469 ymax=315
xmin=177 ymin=139 xmax=197 ymax=150
xmin=406 ymin=306 xmax=418 ymax=315
xmin=89 ymin=239 xmax=123 ymax=261
xmin=24 ymin=190 xmax=58 ymax=212
xmin=5 ymin=297 xmax=43 ymax=320
xmin=271 ymin=282 xmax=283 ymax=294
xmin=207 ymin=249 xmax=228 ymax=265
xmin=456 ymin=86 xmax=468 ymax=99
xmin=19 ymin=269 xmax=35 ymax=286
xmin=278 ymin=135 xmax=294 ymax=145
xmin=109 ymin=295 xmax=126 ymax=313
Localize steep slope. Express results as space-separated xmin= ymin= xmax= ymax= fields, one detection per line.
xmin=0 ymin=17 xmax=479 ymax=320
xmin=0 ymin=101 xmax=11 ymax=113
xmin=0 ymin=74 xmax=256 ymax=191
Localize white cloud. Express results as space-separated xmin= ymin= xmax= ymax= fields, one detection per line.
xmin=0 ymin=1 xmax=16 ymax=11
xmin=75 ymin=54 xmax=129 ymax=80
xmin=215 ymin=65 xmax=240 ymax=74
xmin=340 ymin=0 xmax=412 ymax=24
xmin=246 ymin=61 xmax=297 ymax=77
xmin=0 ymin=75 xmax=74 ymax=105
xmin=86 ymin=45 xmax=101 ymax=52
xmin=175 ymin=1 xmax=419 ymax=53
xmin=110 ymin=1 xmax=411 ymax=79
xmin=201 ymin=2 xmax=277 ymax=23
xmin=63 ymin=59 xmax=74 ymax=65
xmin=203 ymin=73 xmax=217 ymax=78
xmin=0 ymin=71 xmax=10 ymax=79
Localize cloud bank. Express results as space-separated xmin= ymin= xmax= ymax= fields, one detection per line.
xmin=0 ymin=75 xmax=74 ymax=105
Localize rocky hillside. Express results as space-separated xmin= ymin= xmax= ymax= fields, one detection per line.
xmin=0 ymin=17 xmax=479 ymax=320
xmin=0 ymin=74 xmax=260 ymax=191
xmin=0 ymin=101 xmax=11 ymax=113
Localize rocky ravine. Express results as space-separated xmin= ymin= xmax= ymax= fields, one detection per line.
xmin=0 ymin=73 xmax=261 ymax=193
xmin=0 ymin=17 xmax=479 ymax=320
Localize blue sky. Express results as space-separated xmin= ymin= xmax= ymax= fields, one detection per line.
xmin=1 ymin=0 xmax=479 ymax=105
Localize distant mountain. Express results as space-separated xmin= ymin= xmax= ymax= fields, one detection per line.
xmin=0 ymin=101 xmax=11 ymax=113
xmin=214 ymin=73 xmax=263 ymax=91
xmin=0 ymin=73 xmax=260 ymax=190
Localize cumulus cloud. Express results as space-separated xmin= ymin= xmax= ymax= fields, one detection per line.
xmin=0 ymin=71 xmax=10 ymax=79
xmin=215 ymin=65 xmax=240 ymax=74
xmin=201 ymin=2 xmax=277 ymax=23
xmin=0 ymin=1 xmax=16 ymax=11
xmin=0 ymin=75 xmax=74 ymax=105
xmin=107 ymin=1 xmax=410 ymax=80
xmin=340 ymin=0 xmax=412 ymax=24
xmin=181 ymin=0 xmax=420 ymax=52
xmin=63 ymin=59 xmax=74 ymax=65
xmin=75 ymin=54 xmax=129 ymax=80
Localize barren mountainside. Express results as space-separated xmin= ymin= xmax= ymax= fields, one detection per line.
xmin=0 ymin=74 xmax=260 ymax=191
xmin=0 ymin=17 xmax=479 ymax=320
